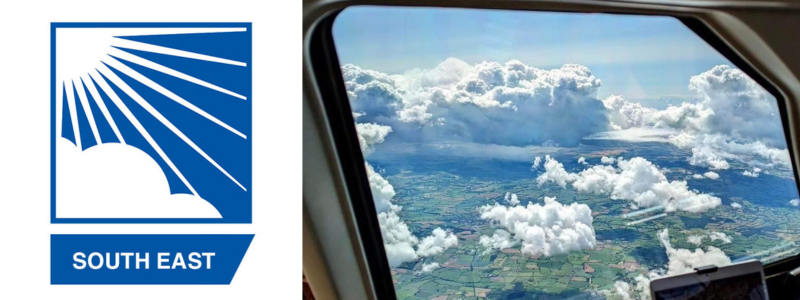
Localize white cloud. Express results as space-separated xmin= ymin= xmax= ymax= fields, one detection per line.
xmin=369 ymin=165 xmax=459 ymax=267
xmin=478 ymin=197 xmax=596 ymax=257
xmin=601 ymin=156 xmax=617 ymax=164
xmin=535 ymin=155 xmax=579 ymax=188
xmin=416 ymin=262 xmax=441 ymax=274
xmin=346 ymin=61 xmax=791 ymax=176
xmin=690 ymin=171 xmax=720 ymax=180
xmin=600 ymin=66 xmax=790 ymax=173
xmin=356 ymin=123 xmax=392 ymax=156
xmin=478 ymin=229 xmax=518 ymax=254
xmin=531 ymin=156 xmax=542 ymax=170
xmin=366 ymin=163 xmax=396 ymax=214
xmin=504 ymin=192 xmax=520 ymax=205
xmin=378 ymin=208 xmax=420 ymax=267
xmin=659 ymin=229 xmax=731 ymax=275
xmin=587 ymin=127 xmax=676 ymax=143
xmin=609 ymin=275 xmax=652 ymax=300
xmin=689 ymin=65 xmax=785 ymax=146
xmin=416 ymin=228 xmax=459 ymax=257
xmin=687 ymin=231 xmax=732 ymax=246
xmin=743 ymin=170 xmax=759 ymax=177
xmin=709 ymin=231 xmax=733 ymax=244
xmin=608 ymin=229 xmax=732 ymax=300
xmin=537 ymin=156 xmax=721 ymax=212
xmin=789 ymin=199 xmax=800 ymax=207
xmin=743 ymin=167 xmax=762 ymax=178
xmin=687 ymin=235 xmax=704 ymax=245
xmin=578 ymin=157 xmax=587 ymax=165
xmin=731 ymin=202 xmax=742 ymax=209
xmin=342 ymin=59 xmax=611 ymax=147
xmin=56 ymin=139 xmax=221 ymax=219
xmin=361 ymin=127 xmax=459 ymax=267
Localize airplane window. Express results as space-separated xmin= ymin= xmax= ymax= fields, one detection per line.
xmin=331 ymin=6 xmax=800 ymax=299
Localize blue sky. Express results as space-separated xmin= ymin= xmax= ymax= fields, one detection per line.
xmin=333 ymin=6 xmax=731 ymax=100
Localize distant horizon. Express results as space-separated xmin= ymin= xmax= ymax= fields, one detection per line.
xmin=333 ymin=6 xmax=731 ymax=100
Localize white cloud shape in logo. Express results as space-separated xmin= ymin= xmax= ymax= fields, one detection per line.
xmin=56 ymin=138 xmax=221 ymax=218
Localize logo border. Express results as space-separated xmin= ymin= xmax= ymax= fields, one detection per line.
xmin=50 ymin=22 xmax=253 ymax=224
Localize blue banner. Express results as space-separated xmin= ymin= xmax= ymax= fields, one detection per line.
xmin=51 ymin=234 xmax=254 ymax=284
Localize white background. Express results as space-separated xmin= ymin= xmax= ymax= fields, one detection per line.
xmin=0 ymin=0 xmax=300 ymax=298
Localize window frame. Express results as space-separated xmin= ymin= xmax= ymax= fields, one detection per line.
xmin=305 ymin=4 xmax=800 ymax=299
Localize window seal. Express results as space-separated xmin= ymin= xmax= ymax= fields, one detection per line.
xmin=308 ymin=9 xmax=399 ymax=300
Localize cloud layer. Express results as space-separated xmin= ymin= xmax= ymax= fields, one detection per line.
xmin=343 ymin=59 xmax=610 ymax=147
xmin=345 ymin=59 xmax=789 ymax=174
xmin=602 ymin=65 xmax=789 ymax=171
xmin=478 ymin=196 xmax=596 ymax=257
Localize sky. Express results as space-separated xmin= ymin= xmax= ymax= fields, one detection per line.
xmin=333 ymin=6 xmax=731 ymax=100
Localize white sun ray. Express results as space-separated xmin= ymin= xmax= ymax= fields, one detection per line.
xmin=64 ymin=80 xmax=82 ymax=149
xmin=111 ymin=37 xmax=247 ymax=67
xmin=108 ymin=46 xmax=246 ymax=100
xmin=55 ymin=77 xmax=64 ymax=139
xmin=73 ymin=79 xmax=102 ymax=145
xmin=80 ymin=74 xmax=126 ymax=144
xmin=102 ymin=55 xmax=247 ymax=139
xmin=89 ymin=69 xmax=198 ymax=196
xmin=96 ymin=63 xmax=247 ymax=192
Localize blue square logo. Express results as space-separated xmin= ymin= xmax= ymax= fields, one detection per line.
xmin=51 ymin=23 xmax=252 ymax=223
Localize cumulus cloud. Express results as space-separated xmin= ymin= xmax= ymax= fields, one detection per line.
xmin=347 ymin=61 xmax=790 ymax=175
xmin=536 ymin=156 xmax=721 ymax=212
xmin=731 ymin=202 xmax=743 ymax=209
xmin=504 ymin=192 xmax=520 ymax=205
xmin=531 ymin=156 xmax=542 ymax=170
xmin=356 ymin=123 xmax=392 ymax=156
xmin=535 ymin=155 xmax=579 ymax=188
xmin=578 ymin=157 xmax=588 ymax=165
xmin=609 ymin=275 xmax=653 ymax=300
xmin=687 ymin=231 xmax=732 ymax=246
xmin=693 ymin=171 xmax=719 ymax=180
xmin=342 ymin=59 xmax=611 ymax=147
xmin=743 ymin=167 xmax=762 ymax=177
xmin=709 ymin=231 xmax=733 ymax=244
xmin=478 ymin=196 xmax=596 ymax=257
xmin=601 ymin=156 xmax=617 ymax=164
xmin=378 ymin=207 xmax=420 ymax=267
xmin=600 ymin=65 xmax=790 ymax=172
xmin=372 ymin=172 xmax=459 ymax=267
xmin=687 ymin=235 xmax=704 ymax=245
xmin=416 ymin=228 xmax=459 ymax=257
xmin=366 ymin=163 xmax=396 ymax=214
xmin=605 ymin=66 xmax=782 ymax=145
xmin=659 ymin=229 xmax=732 ymax=275
xmin=607 ymin=229 xmax=732 ymax=300
xmin=479 ymin=229 xmax=518 ymax=254
xmin=361 ymin=125 xmax=459 ymax=267
xmin=689 ymin=66 xmax=785 ymax=146
xmin=416 ymin=262 xmax=441 ymax=274
xmin=789 ymin=199 xmax=800 ymax=207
